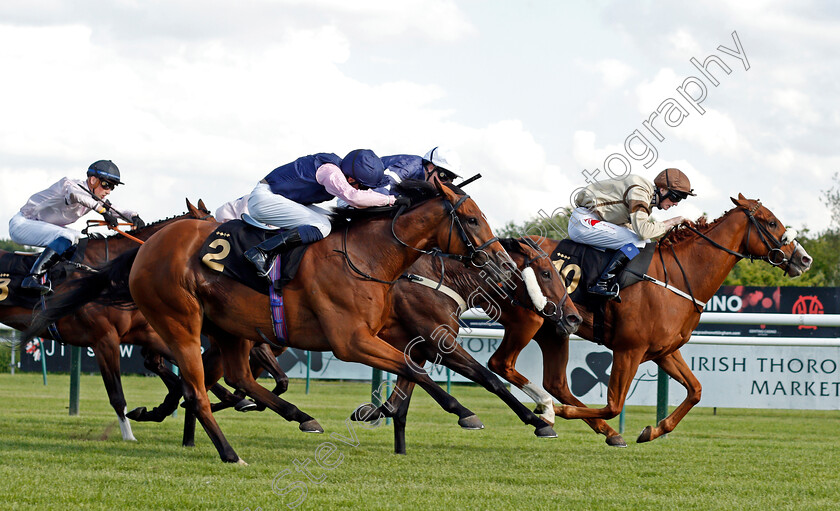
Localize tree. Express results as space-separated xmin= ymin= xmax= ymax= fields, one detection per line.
xmin=0 ymin=238 xmax=27 ymax=252
xmin=497 ymin=207 xmax=571 ymax=241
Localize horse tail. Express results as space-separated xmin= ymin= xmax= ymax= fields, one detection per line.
xmin=23 ymin=247 xmax=140 ymax=341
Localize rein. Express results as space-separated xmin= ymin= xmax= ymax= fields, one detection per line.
xmin=335 ymin=193 xmax=498 ymax=284
xmin=648 ymin=202 xmax=796 ymax=310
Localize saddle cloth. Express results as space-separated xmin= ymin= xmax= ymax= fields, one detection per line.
xmin=550 ymin=239 xmax=655 ymax=307
xmin=0 ymin=239 xmax=89 ymax=309
xmin=198 ymin=220 xmax=307 ymax=295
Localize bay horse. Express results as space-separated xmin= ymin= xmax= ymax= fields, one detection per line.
xmin=34 ymin=180 xmax=515 ymax=463
xmin=2 ymin=199 xmax=214 ymax=440
xmin=364 ymin=195 xmax=812 ymax=446
xmin=183 ymin=236 xmax=583 ymax=453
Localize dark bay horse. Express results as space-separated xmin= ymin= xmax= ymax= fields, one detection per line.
xmin=35 ymin=180 xmax=514 ymax=463
xmin=347 ymin=237 xmax=582 ymax=453
xmin=504 ymin=194 xmax=812 ymax=445
xmin=2 ymin=199 xmax=214 ymax=440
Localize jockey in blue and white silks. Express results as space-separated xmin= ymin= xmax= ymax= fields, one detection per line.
xmin=244 ymin=149 xmax=395 ymax=276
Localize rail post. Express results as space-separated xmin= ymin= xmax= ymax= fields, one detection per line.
xmin=69 ymin=345 xmax=81 ymax=415
xmin=656 ymin=367 xmax=669 ymax=425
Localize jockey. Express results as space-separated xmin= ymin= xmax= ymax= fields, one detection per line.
xmin=8 ymin=160 xmax=144 ymax=294
xmin=568 ymin=168 xmax=695 ymax=300
xmin=244 ymin=149 xmax=398 ymax=276
xmin=374 ymin=146 xmax=462 ymax=195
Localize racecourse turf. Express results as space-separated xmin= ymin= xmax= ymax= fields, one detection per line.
xmin=0 ymin=373 xmax=838 ymax=511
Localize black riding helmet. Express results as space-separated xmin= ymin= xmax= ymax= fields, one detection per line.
xmin=87 ymin=160 xmax=123 ymax=186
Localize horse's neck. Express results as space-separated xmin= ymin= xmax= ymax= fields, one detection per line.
xmin=348 ymin=203 xmax=453 ymax=283
xmin=84 ymin=215 xmax=191 ymax=263
xmin=663 ymin=212 xmax=748 ymax=302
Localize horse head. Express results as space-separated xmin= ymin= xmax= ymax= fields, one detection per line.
xmin=731 ymin=193 xmax=812 ymax=277
xmin=502 ymin=238 xmax=582 ymax=335
xmin=430 ymin=176 xmax=515 ymax=281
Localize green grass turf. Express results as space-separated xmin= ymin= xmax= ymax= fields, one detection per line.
xmin=0 ymin=373 xmax=838 ymax=510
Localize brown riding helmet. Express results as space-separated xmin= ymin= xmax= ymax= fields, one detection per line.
xmin=654 ymin=168 xmax=696 ymax=197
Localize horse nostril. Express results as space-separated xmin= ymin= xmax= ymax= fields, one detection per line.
xmin=802 ymin=255 xmax=813 ymax=266
xmin=568 ymin=313 xmax=582 ymax=327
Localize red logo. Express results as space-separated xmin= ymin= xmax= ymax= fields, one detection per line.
xmin=792 ymin=295 xmax=824 ymax=330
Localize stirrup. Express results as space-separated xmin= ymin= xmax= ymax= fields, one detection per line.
xmin=588 ymin=281 xmax=620 ymax=301
xmin=22 ymin=274 xmax=52 ymax=295
xmin=244 ymin=248 xmax=273 ymax=278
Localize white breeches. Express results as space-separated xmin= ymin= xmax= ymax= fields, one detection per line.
xmin=8 ymin=212 xmax=81 ymax=248
xmin=247 ymin=182 xmax=332 ymax=237
xmin=567 ymin=207 xmax=646 ymax=250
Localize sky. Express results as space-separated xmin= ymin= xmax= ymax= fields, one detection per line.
xmin=1 ymin=0 xmax=838 ymax=241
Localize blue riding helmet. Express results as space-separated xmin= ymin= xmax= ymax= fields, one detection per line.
xmin=87 ymin=160 xmax=123 ymax=185
xmin=340 ymin=149 xmax=387 ymax=189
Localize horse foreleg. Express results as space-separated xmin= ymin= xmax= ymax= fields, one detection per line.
xmin=555 ymin=349 xmax=645 ymax=424
xmin=637 ymin=349 xmax=702 ymax=443
xmin=488 ymin=316 xmax=556 ymax=426
xmin=533 ymin=328 xmax=624 ymax=447
xmin=91 ymin=339 xmax=136 ymax=441
xmin=215 ymin=335 xmax=323 ymax=434
xmin=436 ymin=342 xmax=556 ymax=438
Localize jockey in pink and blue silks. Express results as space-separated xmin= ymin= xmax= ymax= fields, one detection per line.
xmin=244 ymin=149 xmax=397 ymax=276
xmin=568 ymin=168 xmax=696 ymax=300
xmin=9 ymin=160 xmax=144 ymax=294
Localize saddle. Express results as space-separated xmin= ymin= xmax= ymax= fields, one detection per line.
xmin=0 ymin=239 xmax=89 ymax=309
xmin=198 ymin=220 xmax=307 ymax=295
xmin=550 ymin=239 xmax=655 ymax=308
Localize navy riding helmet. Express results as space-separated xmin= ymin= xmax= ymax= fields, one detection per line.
xmin=87 ymin=160 xmax=123 ymax=185
xmin=339 ymin=149 xmax=387 ymax=189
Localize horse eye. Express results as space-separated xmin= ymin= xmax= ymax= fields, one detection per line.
xmin=541 ymin=270 xmax=551 ymax=279
xmin=467 ymin=217 xmax=479 ymax=226
xmin=769 ymin=221 xmax=777 ymax=229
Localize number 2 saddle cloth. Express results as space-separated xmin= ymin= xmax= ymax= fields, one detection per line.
xmin=198 ymin=220 xmax=308 ymax=345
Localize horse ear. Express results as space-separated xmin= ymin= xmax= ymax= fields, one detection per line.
xmin=731 ymin=194 xmax=748 ymax=208
xmin=186 ymin=198 xmax=199 ymax=217
xmin=198 ymin=199 xmax=208 ymax=212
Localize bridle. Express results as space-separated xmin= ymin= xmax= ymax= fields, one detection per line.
xmin=337 ymin=192 xmax=500 ymax=285
xmin=682 ymin=201 xmax=796 ymax=270
xmin=510 ymin=247 xmax=566 ymax=319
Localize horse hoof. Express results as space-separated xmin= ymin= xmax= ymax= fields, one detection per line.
xmin=234 ymin=399 xmax=258 ymax=412
xmin=299 ymin=419 xmax=324 ymax=434
xmin=637 ymin=426 xmax=653 ymax=443
xmin=458 ymin=415 xmax=484 ymax=430
xmin=606 ymin=435 xmax=627 ymax=447
xmin=350 ymin=403 xmax=381 ymax=423
xmin=237 ymin=458 xmax=249 ymax=466
xmin=534 ymin=424 xmax=558 ymax=438
xmin=125 ymin=407 xmax=146 ymax=421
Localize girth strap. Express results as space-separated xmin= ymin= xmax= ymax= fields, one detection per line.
xmin=403 ymin=273 xmax=468 ymax=314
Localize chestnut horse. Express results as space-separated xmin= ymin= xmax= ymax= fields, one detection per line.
xmin=184 ymin=237 xmax=583 ymax=453
xmin=2 ymin=199 xmax=213 ymax=440
xmin=34 ymin=180 xmax=514 ymax=463
xmin=513 ymin=194 xmax=812 ymax=445
xmin=364 ymin=195 xmax=812 ymax=446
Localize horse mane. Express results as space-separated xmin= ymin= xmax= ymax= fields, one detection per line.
xmin=95 ymin=211 xmax=193 ymax=240
xmin=329 ymin=180 xmax=465 ymax=228
xmin=658 ymin=207 xmax=737 ymax=247
xmin=499 ymin=237 xmax=528 ymax=256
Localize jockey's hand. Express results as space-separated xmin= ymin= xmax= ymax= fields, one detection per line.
xmin=131 ymin=215 xmax=146 ymax=229
xmin=102 ymin=211 xmax=119 ymax=228
xmin=393 ymin=196 xmax=411 ymax=209
xmin=664 ymin=216 xmax=687 ymax=228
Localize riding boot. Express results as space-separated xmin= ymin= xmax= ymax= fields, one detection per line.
xmin=21 ymin=247 xmax=64 ymax=294
xmin=588 ymin=250 xmax=632 ymax=302
xmin=244 ymin=228 xmax=305 ymax=277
